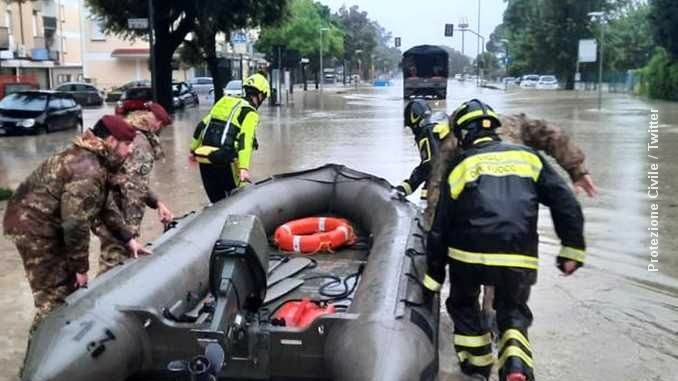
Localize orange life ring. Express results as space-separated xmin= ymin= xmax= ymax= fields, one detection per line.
xmin=273 ymin=217 xmax=356 ymax=254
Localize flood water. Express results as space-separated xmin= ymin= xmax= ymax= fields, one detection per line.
xmin=1 ymin=81 xmax=677 ymax=380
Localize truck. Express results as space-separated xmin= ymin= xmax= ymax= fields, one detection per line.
xmin=402 ymin=45 xmax=449 ymax=99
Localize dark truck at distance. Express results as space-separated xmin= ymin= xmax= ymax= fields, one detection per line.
xmin=402 ymin=45 xmax=449 ymax=99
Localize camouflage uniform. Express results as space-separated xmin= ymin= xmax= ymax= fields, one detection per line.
xmin=92 ymin=111 xmax=164 ymax=275
xmin=2 ymin=131 xmax=130 ymax=327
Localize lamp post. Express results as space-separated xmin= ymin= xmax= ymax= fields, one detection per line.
xmin=319 ymin=27 xmax=329 ymax=92
xmin=588 ymin=11 xmax=605 ymax=110
xmin=355 ymin=49 xmax=363 ymax=87
xmin=500 ymin=38 xmax=510 ymax=74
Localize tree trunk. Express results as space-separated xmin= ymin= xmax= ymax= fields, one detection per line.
xmin=153 ymin=22 xmax=174 ymax=112
xmin=205 ymin=33 xmax=223 ymax=103
xmin=314 ymin=70 xmax=319 ymax=89
xmin=302 ymin=65 xmax=307 ymax=91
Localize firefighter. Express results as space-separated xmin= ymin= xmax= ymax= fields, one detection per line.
xmin=190 ymin=73 xmax=269 ymax=203
xmin=423 ymin=99 xmax=586 ymax=381
xmin=396 ymin=99 xmax=451 ymax=200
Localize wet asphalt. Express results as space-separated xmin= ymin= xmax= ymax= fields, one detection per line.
xmin=0 ymin=81 xmax=677 ymax=380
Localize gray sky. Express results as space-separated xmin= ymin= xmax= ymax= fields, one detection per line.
xmin=318 ymin=0 xmax=507 ymax=58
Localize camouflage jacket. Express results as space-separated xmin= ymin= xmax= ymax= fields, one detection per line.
xmin=423 ymin=113 xmax=589 ymax=229
xmin=2 ymin=131 xmax=127 ymax=273
xmin=93 ymin=130 xmax=161 ymax=242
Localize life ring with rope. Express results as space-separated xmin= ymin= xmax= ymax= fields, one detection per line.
xmin=273 ymin=217 xmax=356 ymax=254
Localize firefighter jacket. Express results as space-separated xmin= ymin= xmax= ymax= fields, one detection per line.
xmin=190 ymin=96 xmax=259 ymax=169
xmin=399 ymin=116 xmax=451 ymax=198
xmin=423 ymin=137 xmax=586 ymax=292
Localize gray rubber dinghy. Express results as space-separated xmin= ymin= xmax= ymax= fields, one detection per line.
xmin=23 ymin=164 xmax=439 ymax=381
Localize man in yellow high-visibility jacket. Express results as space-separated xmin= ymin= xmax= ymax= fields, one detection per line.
xmin=190 ymin=73 xmax=269 ymax=203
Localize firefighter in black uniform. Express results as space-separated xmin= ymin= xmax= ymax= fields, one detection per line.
xmin=423 ymin=99 xmax=586 ymax=381
xmin=396 ymin=99 xmax=451 ymax=200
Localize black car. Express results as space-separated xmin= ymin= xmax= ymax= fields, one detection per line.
xmin=106 ymin=80 xmax=151 ymax=102
xmin=172 ymin=82 xmax=199 ymax=109
xmin=0 ymin=91 xmax=83 ymax=135
xmin=54 ymin=82 xmax=104 ymax=106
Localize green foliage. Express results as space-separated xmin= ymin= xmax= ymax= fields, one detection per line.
xmin=604 ymin=3 xmax=654 ymax=71
xmin=475 ymin=52 xmax=502 ymax=78
xmin=256 ymin=0 xmax=344 ymax=65
xmin=638 ymin=48 xmax=678 ymax=100
xmin=0 ymin=188 xmax=12 ymax=201
xmin=336 ymin=5 xmax=378 ymax=77
xmin=440 ymin=46 xmax=471 ymax=75
xmin=649 ymin=0 xmax=678 ymax=57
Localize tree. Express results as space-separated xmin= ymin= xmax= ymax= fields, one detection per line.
xmin=440 ymin=46 xmax=472 ymax=75
xmin=336 ymin=5 xmax=377 ymax=80
xmin=604 ymin=3 xmax=654 ymax=71
xmin=649 ymin=0 xmax=678 ymax=58
xmin=256 ymin=0 xmax=343 ymax=90
xmin=86 ymin=0 xmax=287 ymax=110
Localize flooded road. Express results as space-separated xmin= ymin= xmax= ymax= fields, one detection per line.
xmin=1 ymin=82 xmax=677 ymax=380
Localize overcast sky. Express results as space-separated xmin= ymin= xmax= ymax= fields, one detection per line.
xmin=318 ymin=0 xmax=507 ymax=58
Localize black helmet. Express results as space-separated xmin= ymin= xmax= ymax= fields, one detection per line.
xmin=451 ymin=99 xmax=501 ymax=142
xmin=404 ymin=99 xmax=431 ymax=130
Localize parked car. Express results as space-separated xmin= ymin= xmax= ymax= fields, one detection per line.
xmin=502 ymin=77 xmax=517 ymax=86
xmin=224 ymin=80 xmax=243 ymax=97
xmin=520 ymin=74 xmax=540 ymax=88
xmin=188 ymin=77 xmax=214 ymax=96
xmin=172 ymin=82 xmax=199 ymax=109
xmin=55 ymin=82 xmax=104 ymax=106
xmin=0 ymin=91 xmax=82 ymax=135
xmin=115 ymin=86 xmax=153 ymax=114
xmin=106 ymin=80 xmax=151 ymax=102
xmin=455 ymin=73 xmax=464 ymax=81
xmin=536 ymin=75 xmax=559 ymax=90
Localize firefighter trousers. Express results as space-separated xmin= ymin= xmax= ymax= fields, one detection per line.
xmin=446 ymin=261 xmax=535 ymax=380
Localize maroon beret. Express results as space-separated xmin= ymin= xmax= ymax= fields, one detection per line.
xmin=146 ymin=102 xmax=172 ymax=126
xmin=101 ymin=115 xmax=136 ymax=142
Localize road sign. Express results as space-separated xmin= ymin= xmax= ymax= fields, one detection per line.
xmin=128 ymin=18 xmax=148 ymax=29
xmin=395 ymin=37 xmax=401 ymax=48
xmin=578 ymin=39 xmax=597 ymax=63
xmin=300 ymin=58 xmax=310 ymax=64
xmin=231 ymin=32 xmax=248 ymax=44
xmin=445 ymin=24 xmax=454 ymax=37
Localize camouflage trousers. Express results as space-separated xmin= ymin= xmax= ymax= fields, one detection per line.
xmin=97 ymin=220 xmax=142 ymax=275
xmin=97 ymin=237 xmax=133 ymax=275
xmin=12 ymin=234 xmax=76 ymax=331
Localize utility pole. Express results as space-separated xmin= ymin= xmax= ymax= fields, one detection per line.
xmin=476 ymin=0 xmax=481 ymax=86
xmin=589 ymin=11 xmax=605 ymax=110
xmin=319 ymin=27 xmax=328 ymax=92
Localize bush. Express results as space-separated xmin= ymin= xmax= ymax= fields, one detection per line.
xmin=0 ymin=188 xmax=12 ymax=201
xmin=638 ymin=48 xmax=678 ymax=101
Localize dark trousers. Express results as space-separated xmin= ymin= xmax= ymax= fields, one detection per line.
xmin=447 ymin=262 xmax=535 ymax=380
xmin=199 ymin=163 xmax=237 ymax=203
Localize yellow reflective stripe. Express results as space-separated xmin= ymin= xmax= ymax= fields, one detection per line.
xmin=498 ymin=329 xmax=531 ymax=352
xmin=473 ymin=137 xmax=494 ymax=144
xmin=455 ymin=109 xmax=499 ymax=126
xmin=448 ymin=248 xmax=539 ymax=270
xmin=457 ymin=351 xmax=495 ymax=367
xmin=559 ymin=246 xmax=586 ymax=263
xmin=448 ymin=150 xmax=543 ymax=199
xmin=420 ymin=189 xmax=428 ymax=200
xmin=454 ymin=333 xmax=492 ymax=348
xmin=423 ymin=274 xmax=442 ymax=292
xmin=419 ymin=137 xmax=432 ymax=163
xmin=433 ymin=122 xmax=450 ymax=139
xmin=400 ymin=181 xmax=413 ymax=195
xmin=498 ymin=346 xmax=534 ymax=369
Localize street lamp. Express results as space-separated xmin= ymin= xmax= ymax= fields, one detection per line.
xmin=355 ymin=49 xmax=363 ymax=86
xmin=588 ymin=11 xmax=605 ymax=110
xmin=477 ymin=0 xmax=481 ymax=86
xmin=319 ymin=27 xmax=329 ymax=92
xmin=500 ymin=38 xmax=510 ymax=74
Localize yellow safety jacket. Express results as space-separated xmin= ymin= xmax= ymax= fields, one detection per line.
xmin=190 ymin=96 xmax=259 ymax=170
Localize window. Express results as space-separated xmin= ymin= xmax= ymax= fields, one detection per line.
xmin=5 ymin=10 xmax=12 ymax=34
xmin=48 ymin=96 xmax=63 ymax=110
xmin=90 ymin=20 xmax=106 ymax=41
xmin=32 ymin=11 xmax=38 ymax=37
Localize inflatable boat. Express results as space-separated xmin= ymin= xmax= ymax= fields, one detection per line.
xmin=23 ymin=164 xmax=439 ymax=381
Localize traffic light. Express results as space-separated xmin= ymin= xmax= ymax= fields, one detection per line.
xmin=445 ymin=24 xmax=454 ymax=37
xmin=395 ymin=37 xmax=401 ymax=48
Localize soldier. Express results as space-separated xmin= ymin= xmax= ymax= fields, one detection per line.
xmin=93 ymin=103 xmax=174 ymax=275
xmin=401 ymin=100 xmax=597 ymax=207
xmin=2 ymin=116 xmax=144 ymax=329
